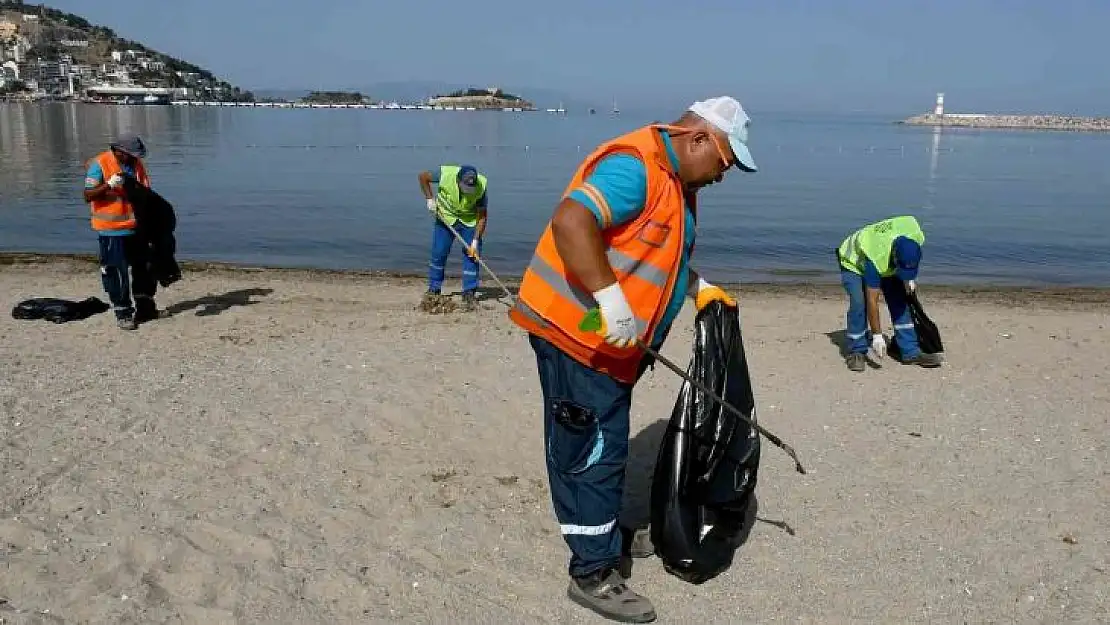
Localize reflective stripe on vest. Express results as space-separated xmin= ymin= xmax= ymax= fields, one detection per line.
xmin=87 ymin=150 xmax=149 ymax=232
xmin=508 ymin=125 xmax=686 ymax=384
xmin=519 ymin=248 xmax=670 ymax=336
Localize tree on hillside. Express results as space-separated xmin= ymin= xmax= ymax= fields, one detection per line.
xmin=302 ymin=90 xmax=368 ymax=104
xmin=439 ymin=87 xmax=523 ymax=100
xmin=0 ymin=80 xmax=29 ymax=95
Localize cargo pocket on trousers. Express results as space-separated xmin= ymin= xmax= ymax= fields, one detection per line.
xmin=547 ymin=399 xmax=601 ymax=475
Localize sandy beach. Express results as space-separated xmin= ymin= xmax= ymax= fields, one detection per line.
xmin=1 ymin=254 xmax=1107 ymax=624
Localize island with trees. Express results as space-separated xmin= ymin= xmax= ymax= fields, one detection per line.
xmin=426 ymin=87 xmax=534 ymax=110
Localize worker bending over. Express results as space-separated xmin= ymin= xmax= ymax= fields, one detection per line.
xmin=418 ymin=164 xmax=488 ymax=311
xmin=836 ymin=215 xmax=944 ymax=371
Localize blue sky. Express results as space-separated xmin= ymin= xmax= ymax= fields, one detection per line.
xmin=42 ymin=0 xmax=1110 ymax=115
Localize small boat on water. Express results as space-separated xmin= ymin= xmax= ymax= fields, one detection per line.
xmin=110 ymin=94 xmax=170 ymax=105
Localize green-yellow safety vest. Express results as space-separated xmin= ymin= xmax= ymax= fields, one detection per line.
xmin=837 ymin=215 xmax=925 ymax=277
xmin=435 ymin=165 xmax=488 ymax=227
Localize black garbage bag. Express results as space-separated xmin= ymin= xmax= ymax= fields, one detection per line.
xmin=650 ymin=301 xmax=761 ymax=584
xmin=11 ymin=297 xmax=110 ymax=323
xmin=888 ymin=289 xmax=944 ymax=359
xmin=122 ymin=175 xmax=182 ymax=287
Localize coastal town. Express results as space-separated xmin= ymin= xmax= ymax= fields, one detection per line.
xmin=0 ymin=2 xmax=543 ymax=111
xmin=0 ymin=0 xmax=251 ymax=103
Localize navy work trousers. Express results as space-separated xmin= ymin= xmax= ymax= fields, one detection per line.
xmin=98 ymin=234 xmax=156 ymax=320
xmin=529 ymin=333 xmax=650 ymax=578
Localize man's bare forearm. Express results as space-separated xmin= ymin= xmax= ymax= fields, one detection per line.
xmin=83 ymin=184 xmax=114 ymax=202
xmin=417 ymin=171 xmax=435 ymax=199
xmin=476 ymin=210 xmax=487 ymax=239
xmin=550 ymin=198 xmax=615 ymax=293
xmin=866 ymin=287 xmax=882 ymax=334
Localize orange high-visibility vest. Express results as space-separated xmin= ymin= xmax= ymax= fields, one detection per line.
xmin=86 ymin=150 xmax=150 ymax=233
xmin=508 ymin=125 xmax=690 ymax=384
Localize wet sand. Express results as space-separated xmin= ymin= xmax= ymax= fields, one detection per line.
xmin=2 ymin=254 xmax=1108 ymax=624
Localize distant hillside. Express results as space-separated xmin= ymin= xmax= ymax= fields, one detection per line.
xmin=0 ymin=3 xmax=249 ymax=100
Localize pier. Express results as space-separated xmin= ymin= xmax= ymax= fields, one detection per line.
xmin=900 ymin=92 xmax=1110 ymax=132
xmin=901 ymin=112 xmax=1110 ymax=132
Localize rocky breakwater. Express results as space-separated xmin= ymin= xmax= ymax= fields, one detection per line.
xmin=900 ymin=113 xmax=1110 ymax=132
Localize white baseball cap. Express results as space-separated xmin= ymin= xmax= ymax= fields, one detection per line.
xmin=687 ymin=96 xmax=757 ymax=172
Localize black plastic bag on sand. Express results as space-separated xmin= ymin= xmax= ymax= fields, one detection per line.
xmin=650 ymin=301 xmax=761 ymax=584
xmin=12 ymin=297 xmax=110 ymax=323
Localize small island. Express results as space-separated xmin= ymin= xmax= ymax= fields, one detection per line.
xmin=300 ymin=90 xmax=371 ymax=105
xmin=427 ymin=87 xmax=534 ymax=110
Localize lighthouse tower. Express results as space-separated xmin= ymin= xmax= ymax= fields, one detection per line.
xmin=934 ymin=92 xmax=945 ymax=116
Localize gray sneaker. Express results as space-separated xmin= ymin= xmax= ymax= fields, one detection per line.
xmin=567 ymin=567 xmax=656 ymax=623
xmin=902 ymin=352 xmax=944 ymax=368
xmin=117 ymin=316 xmax=137 ymax=331
xmin=846 ymin=352 xmax=867 ymax=372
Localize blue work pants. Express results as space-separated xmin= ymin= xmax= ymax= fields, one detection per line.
xmin=427 ymin=219 xmax=481 ymax=293
xmin=840 ymin=268 xmax=920 ymax=358
xmin=529 ymin=334 xmax=651 ymax=578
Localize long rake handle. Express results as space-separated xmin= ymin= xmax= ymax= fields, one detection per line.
xmin=436 ymin=214 xmax=515 ymax=302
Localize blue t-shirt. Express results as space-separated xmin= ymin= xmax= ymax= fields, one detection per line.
xmin=565 ymin=130 xmax=695 ymax=349
xmin=428 ymin=166 xmax=488 ymax=208
xmin=85 ymin=158 xmax=137 ymax=236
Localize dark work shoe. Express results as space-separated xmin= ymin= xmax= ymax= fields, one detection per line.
xmin=846 ymin=352 xmax=867 ymax=372
xmin=461 ymin=290 xmax=478 ymax=311
xmin=568 ymin=567 xmax=656 ymax=623
xmin=134 ymin=299 xmax=161 ymax=323
xmin=117 ymin=316 xmax=137 ymax=331
xmin=902 ymin=352 xmax=944 ymax=368
xmin=419 ymin=290 xmax=455 ymax=314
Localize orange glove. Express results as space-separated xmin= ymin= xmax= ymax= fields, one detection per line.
xmin=693 ymin=277 xmax=737 ymax=311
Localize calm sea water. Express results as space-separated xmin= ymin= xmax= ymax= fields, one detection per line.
xmin=2 ymin=102 xmax=1108 ymax=286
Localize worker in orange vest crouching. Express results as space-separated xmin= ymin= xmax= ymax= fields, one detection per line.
xmin=83 ymin=134 xmax=159 ymax=330
xmin=508 ymin=96 xmax=759 ymax=623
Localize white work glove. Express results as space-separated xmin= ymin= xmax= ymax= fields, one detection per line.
xmin=107 ymin=173 xmax=124 ymax=188
xmin=425 ymin=197 xmax=438 ymax=213
xmin=869 ymin=333 xmax=887 ymax=360
xmin=591 ymin=282 xmax=638 ymax=348
xmin=466 ymin=237 xmax=480 ymax=259
xmin=906 ymin=279 xmax=917 ymax=294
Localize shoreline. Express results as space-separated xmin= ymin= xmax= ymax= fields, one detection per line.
xmin=4 ymin=251 xmax=1110 ymax=309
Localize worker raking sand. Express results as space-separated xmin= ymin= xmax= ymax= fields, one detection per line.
xmin=418 ymin=164 xmax=489 ymax=312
